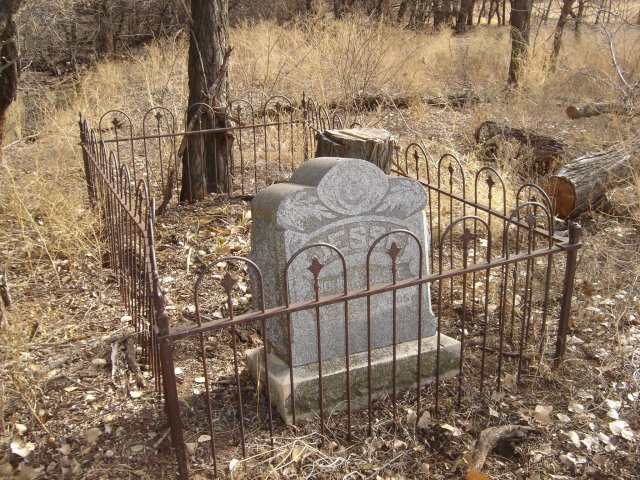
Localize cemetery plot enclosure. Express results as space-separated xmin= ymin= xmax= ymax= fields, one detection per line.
xmin=79 ymin=104 xmax=581 ymax=480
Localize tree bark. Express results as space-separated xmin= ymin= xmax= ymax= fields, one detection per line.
xmin=566 ymin=102 xmax=637 ymax=119
xmin=549 ymin=0 xmax=575 ymax=70
xmin=456 ymin=0 xmax=474 ymax=32
xmin=508 ymin=0 xmax=533 ymax=85
xmin=541 ymin=135 xmax=640 ymax=217
xmin=97 ymin=0 xmax=116 ymax=55
xmin=180 ymin=0 xmax=232 ymax=202
xmin=315 ymin=128 xmax=396 ymax=174
xmin=574 ymin=0 xmax=585 ymax=34
xmin=476 ymin=121 xmax=583 ymax=175
xmin=0 ymin=0 xmax=22 ymax=153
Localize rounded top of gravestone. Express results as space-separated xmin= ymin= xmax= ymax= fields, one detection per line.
xmin=316 ymin=159 xmax=388 ymax=215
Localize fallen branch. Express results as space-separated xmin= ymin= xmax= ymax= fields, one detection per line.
xmin=125 ymin=336 xmax=146 ymax=389
xmin=329 ymin=90 xmax=483 ymax=111
xmin=566 ymin=102 xmax=637 ymax=119
xmin=472 ymin=424 xmax=537 ymax=469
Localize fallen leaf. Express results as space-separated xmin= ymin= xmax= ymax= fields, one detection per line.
xmin=467 ymin=466 xmax=491 ymax=480
xmin=406 ymin=409 xmax=417 ymax=425
xmin=290 ymin=445 xmax=305 ymax=465
xmin=606 ymin=409 xmax=619 ymax=419
xmin=229 ymin=458 xmax=239 ymax=471
xmin=417 ymin=410 xmax=432 ymax=429
xmin=605 ymin=399 xmax=621 ymax=410
xmin=59 ymin=444 xmax=71 ymax=455
xmin=84 ymin=428 xmax=102 ymax=445
xmin=440 ymin=423 xmax=463 ymax=437
xmin=580 ymin=434 xmax=596 ymax=450
xmin=130 ymin=444 xmax=144 ymax=453
xmin=194 ymin=377 xmax=206 ymax=384
xmin=592 ymin=453 xmax=607 ymax=466
xmin=393 ymin=439 xmax=406 ymax=449
xmin=197 ymin=435 xmax=211 ymax=443
xmin=129 ymin=390 xmax=144 ymax=399
xmin=609 ymin=419 xmax=634 ymax=440
xmin=567 ymin=431 xmax=580 ymax=448
xmin=556 ymin=413 xmax=570 ymax=423
xmin=533 ymin=405 xmax=553 ymax=424
xmin=10 ymin=438 xmax=36 ymax=458
xmin=15 ymin=424 xmax=27 ymax=434
xmin=489 ymin=407 xmax=499 ymax=418
xmin=568 ymin=402 xmax=584 ymax=414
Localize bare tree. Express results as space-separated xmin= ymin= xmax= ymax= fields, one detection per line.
xmin=549 ymin=0 xmax=576 ymax=70
xmin=0 ymin=0 xmax=22 ymax=151
xmin=180 ymin=0 xmax=233 ymax=202
xmin=508 ymin=0 xmax=533 ymax=85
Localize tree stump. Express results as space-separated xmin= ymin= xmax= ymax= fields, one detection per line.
xmin=541 ymin=134 xmax=640 ymax=217
xmin=315 ymin=128 xmax=396 ymax=174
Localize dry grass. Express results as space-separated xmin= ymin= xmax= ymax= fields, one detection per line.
xmin=1 ymin=10 xmax=640 ymax=479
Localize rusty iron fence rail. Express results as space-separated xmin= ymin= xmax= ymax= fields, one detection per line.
xmin=96 ymin=94 xmax=348 ymax=210
xmin=79 ymin=116 xmax=162 ymax=388
xmin=80 ymin=101 xmax=582 ymax=479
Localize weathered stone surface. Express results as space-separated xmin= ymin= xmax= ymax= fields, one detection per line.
xmin=246 ymin=335 xmax=461 ymax=425
xmin=250 ymin=158 xmax=436 ymax=367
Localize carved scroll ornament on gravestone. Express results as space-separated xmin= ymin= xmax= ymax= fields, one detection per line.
xmin=250 ymin=157 xmax=436 ymax=366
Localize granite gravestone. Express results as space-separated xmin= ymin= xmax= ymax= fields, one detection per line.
xmin=247 ymin=157 xmax=460 ymax=423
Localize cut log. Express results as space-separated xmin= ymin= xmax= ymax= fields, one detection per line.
xmin=541 ymin=134 xmax=640 ymax=217
xmin=315 ymin=128 xmax=397 ymax=174
xmin=476 ymin=121 xmax=583 ymax=175
xmin=566 ymin=102 xmax=637 ymax=120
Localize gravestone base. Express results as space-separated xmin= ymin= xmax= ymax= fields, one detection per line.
xmin=246 ymin=335 xmax=460 ymax=425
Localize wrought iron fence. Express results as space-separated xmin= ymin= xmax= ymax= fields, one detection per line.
xmin=95 ymin=94 xmax=347 ymax=211
xmin=154 ymin=157 xmax=581 ymax=479
xmin=79 ymin=116 xmax=162 ymax=388
xmin=80 ymin=104 xmax=581 ymax=479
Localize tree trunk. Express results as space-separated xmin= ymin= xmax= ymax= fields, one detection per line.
xmin=397 ymin=0 xmax=409 ymax=23
xmin=574 ymin=0 xmax=585 ymax=34
xmin=467 ymin=0 xmax=476 ymax=25
xmin=508 ymin=0 xmax=533 ymax=85
xmin=475 ymin=121 xmax=583 ymax=175
xmin=456 ymin=0 xmax=473 ymax=31
xmin=180 ymin=0 xmax=232 ymax=202
xmin=566 ymin=102 xmax=638 ymax=119
xmin=315 ymin=128 xmax=397 ymax=174
xmin=0 ymin=0 xmax=22 ymax=153
xmin=541 ymin=135 xmax=640 ymax=217
xmin=549 ymin=0 xmax=575 ymax=70
xmin=97 ymin=0 xmax=116 ymax=55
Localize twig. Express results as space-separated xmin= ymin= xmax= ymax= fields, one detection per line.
xmin=1 ymin=133 xmax=38 ymax=150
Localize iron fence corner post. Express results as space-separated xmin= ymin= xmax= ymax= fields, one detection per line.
xmin=156 ymin=297 xmax=188 ymax=479
xmin=554 ymin=221 xmax=582 ymax=366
